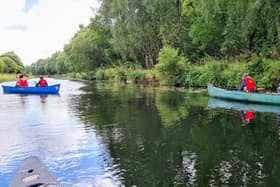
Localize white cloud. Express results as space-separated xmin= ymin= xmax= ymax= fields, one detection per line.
xmin=0 ymin=0 xmax=100 ymax=65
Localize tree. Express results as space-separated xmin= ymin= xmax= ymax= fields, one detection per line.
xmin=64 ymin=16 xmax=112 ymax=72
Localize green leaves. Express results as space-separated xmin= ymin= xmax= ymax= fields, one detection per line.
xmin=0 ymin=52 xmax=24 ymax=73
xmin=156 ymin=46 xmax=188 ymax=85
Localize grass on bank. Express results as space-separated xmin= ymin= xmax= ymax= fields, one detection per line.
xmin=91 ymin=47 xmax=280 ymax=90
xmin=52 ymin=47 xmax=280 ymax=91
xmin=0 ymin=73 xmax=34 ymax=83
xmin=0 ymin=74 xmax=17 ymax=83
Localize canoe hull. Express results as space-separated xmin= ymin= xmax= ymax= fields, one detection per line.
xmin=207 ymin=84 xmax=280 ymax=105
xmin=9 ymin=156 xmax=59 ymax=187
xmin=2 ymin=84 xmax=60 ymax=94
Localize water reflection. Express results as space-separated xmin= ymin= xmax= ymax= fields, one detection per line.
xmin=240 ymin=111 xmax=255 ymax=125
xmin=208 ymin=97 xmax=280 ymax=114
xmin=74 ymin=82 xmax=280 ymax=186
xmin=0 ymin=80 xmax=121 ymax=187
xmin=2 ymin=81 xmax=280 ymax=186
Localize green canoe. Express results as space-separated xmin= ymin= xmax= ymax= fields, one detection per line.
xmin=207 ymin=84 xmax=280 ymax=105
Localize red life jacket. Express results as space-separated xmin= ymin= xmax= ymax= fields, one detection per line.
xmin=19 ymin=78 xmax=28 ymax=87
xmin=245 ymin=112 xmax=254 ymax=121
xmin=38 ymin=79 xmax=47 ymax=87
xmin=245 ymin=77 xmax=255 ymax=91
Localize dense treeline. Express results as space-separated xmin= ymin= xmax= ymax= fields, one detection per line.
xmin=29 ymin=0 xmax=280 ymax=88
xmin=0 ymin=52 xmax=25 ymax=73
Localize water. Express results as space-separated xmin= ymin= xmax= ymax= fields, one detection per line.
xmin=1 ymin=80 xmax=280 ymax=186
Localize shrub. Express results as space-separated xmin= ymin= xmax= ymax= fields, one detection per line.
xmin=127 ymin=70 xmax=146 ymax=83
xmin=182 ymin=65 xmax=202 ymax=87
xmin=259 ymin=59 xmax=280 ymax=88
xmin=156 ymin=46 xmax=188 ymax=86
xmin=104 ymin=68 xmax=115 ymax=80
xmin=223 ymin=62 xmax=246 ymax=88
xmin=95 ymin=69 xmax=105 ymax=80
xmin=114 ymin=67 xmax=127 ymax=81
xmin=144 ymin=70 xmax=160 ymax=83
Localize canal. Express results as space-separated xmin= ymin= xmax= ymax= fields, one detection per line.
xmin=1 ymin=79 xmax=280 ymax=186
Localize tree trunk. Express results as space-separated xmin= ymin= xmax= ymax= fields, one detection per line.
xmin=144 ymin=48 xmax=153 ymax=69
xmin=148 ymin=50 xmax=154 ymax=68
xmin=276 ymin=16 xmax=280 ymax=40
xmin=145 ymin=50 xmax=149 ymax=69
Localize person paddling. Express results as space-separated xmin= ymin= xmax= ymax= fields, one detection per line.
xmin=36 ymin=75 xmax=48 ymax=87
xmin=15 ymin=74 xmax=28 ymax=87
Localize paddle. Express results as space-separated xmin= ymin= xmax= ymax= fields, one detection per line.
xmin=257 ymin=87 xmax=265 ymax=91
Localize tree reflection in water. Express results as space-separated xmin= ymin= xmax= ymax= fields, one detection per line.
xmin=75 ymin=82 xmax=280 ymax=186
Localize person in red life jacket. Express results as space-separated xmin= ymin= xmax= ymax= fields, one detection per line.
xmin=240 ymin=73 xmax=256 ymax=92
xmin=36 ymin=75 xmax=48 ymax=87
xmin=15 ymin=74 xmax=28 ymax=87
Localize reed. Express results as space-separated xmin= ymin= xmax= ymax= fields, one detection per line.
xmin=0 ymin=74 xmax=17 ymax=83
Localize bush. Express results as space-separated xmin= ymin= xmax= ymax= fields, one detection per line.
xmin=156 ymin=46 xmax=188 ymax=86
xmin=182 ymin=65 xmax=202 ymax=87
xmin=95 ymin=69 xmax=105 ymax=80
xmin=104 ymin=68 xmax=115 ymax=80
xmin=258 ymin=59 xmax=280 ymax=88
xmin=114 ymin=67 xmax=127 ymax=81
xmin=127 ymin=70 xmax=146 ymax=83
xmin=144 ymin=70 xmax=160 ymax=83
xmin=182 ymin=59 xmax=246 ymax=88
xmin=223 ymin=62 xmax=246 ymax=88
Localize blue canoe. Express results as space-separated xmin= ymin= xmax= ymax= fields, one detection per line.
xmin=207 ymin=84 xmax=280 ymax=105
xmin=2 ymin=84 xmax=60 ymax=94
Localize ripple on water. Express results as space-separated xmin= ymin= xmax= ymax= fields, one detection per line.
xmin=0 ymin=80 xmax=123 ymax=186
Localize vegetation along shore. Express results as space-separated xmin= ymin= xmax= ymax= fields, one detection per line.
xmin=3 ymin=1 xmax=280 ymax=89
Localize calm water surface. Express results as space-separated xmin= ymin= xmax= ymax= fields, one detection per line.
xmin=0 ymin=80 xmax=280 ymax=187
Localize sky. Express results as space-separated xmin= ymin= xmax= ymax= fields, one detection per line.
xmin=0 ymin=0 xmax=100 ymax=65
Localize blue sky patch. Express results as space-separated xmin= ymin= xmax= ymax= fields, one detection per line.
xmin=23 ymin=0 xmax=40 ymax=12
xmin=7 ymin=24 xmax=28 ymax=31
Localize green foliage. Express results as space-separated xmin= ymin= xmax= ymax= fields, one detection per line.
xmin=156 ymin=46 xmax=188 ymax=86
xmin=64 ymin=16 xmax=112 ymax=72
xmin=114 ymin=67 xmax=127 ymax=81
xmin=223 ymin=63 xmax=246 ymax=87
xmin=0 ymin=73 xmax=17 ymax=82
xmin=104 ymin=68 xmax=115 ymax=80
xmin=197 ymin=60 xmax=229 ymax=86
xmin=95 ymin=69 xmax=105 ymax=80
xmin=182 ymin=65 xmax=202 ymax=87
xmin=144 ymin=69 xmax=160 ymax=83
xmin=246 ymin=57 xmax=280 ymax=88
xmin=182 ymin=59 xmax=246 ymax=88
xmin=0 ymin=52 xmax=24 ymax=73
xmin=30 ymin=51 xmax=69 ymax=75
xmin=126 ymin=70 xmax=146 ymax=83
xmin=1 ymin=52 xmax=24 ymax=67
xmin=28 ymin=0 xmax=279 ymax=90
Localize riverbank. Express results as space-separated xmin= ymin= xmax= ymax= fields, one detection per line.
xmin=0 ymin=73 xmax=35 ymax=83
xmin=0 ymin=74 xmax=17 ymax=83
xmin=58 ymin=58 xmax=279 ymax=91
